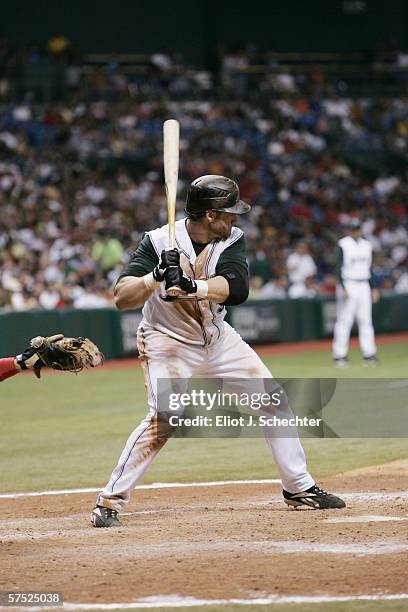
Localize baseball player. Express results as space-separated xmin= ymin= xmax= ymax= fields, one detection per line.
xmin=92 ymin=175 xmax=345 ymax=528
xmin=332 ymin=219 xmax=379 ymax=367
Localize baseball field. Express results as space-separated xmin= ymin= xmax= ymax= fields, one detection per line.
xmin=1 ymin=333 xmax=407 ymax=612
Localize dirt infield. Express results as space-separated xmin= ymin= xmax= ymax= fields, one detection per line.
xmin=1 ymin=461 xmax=407 ymax=607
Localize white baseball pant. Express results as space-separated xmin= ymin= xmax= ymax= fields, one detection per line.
xmin=332 ymin=280 xmax=376 ymax=359
xmin=98 ymin=322 xmax=315 ymax=511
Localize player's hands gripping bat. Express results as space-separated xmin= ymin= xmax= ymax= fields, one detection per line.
xmin=17 ymin=334 xmax=104 ymax=378
xmin=153 ymin=249 xmax=180 ymax=282
xmin=164 ymin=265 xmax=197 ymax=295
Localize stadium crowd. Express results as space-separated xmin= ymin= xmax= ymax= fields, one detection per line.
xmin=0 ymin=79 xmax=407 ymax=310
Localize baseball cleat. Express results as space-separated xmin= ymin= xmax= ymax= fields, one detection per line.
xmin=333 ymin=357 xmax=350 ymax=368
xmin=283 ymin=485 xmax=346 ymax=509
xmin=362 ymin=356 xmax=379 ymax=367
xmin=91 ymin=504 xmax=122 ymax=528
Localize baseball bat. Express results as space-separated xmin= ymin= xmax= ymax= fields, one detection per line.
xmin=163 ymin=119 xmax=182 ymax=297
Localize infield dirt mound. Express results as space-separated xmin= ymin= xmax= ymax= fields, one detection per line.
xmin=0 ymin=463 xmax=407 ymax=605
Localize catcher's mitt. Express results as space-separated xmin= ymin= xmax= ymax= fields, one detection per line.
xmin=30 ymin=334 xmax=104 ymax=376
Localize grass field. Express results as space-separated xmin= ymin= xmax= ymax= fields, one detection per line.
xmin=1 ymin=338 xmax=407 ymax=493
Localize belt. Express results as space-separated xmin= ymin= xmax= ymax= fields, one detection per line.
xmin=343 ymin=278 xmax=369 ymax=282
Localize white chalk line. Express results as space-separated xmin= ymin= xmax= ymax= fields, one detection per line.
xmin=1 ymin=593 xmax=408 ymax=611
xmin=325 ymin=514 xmax=408 ymax=524
xmin=1 ymin=480 xmax=408 ymax=502
xmin=0 ymin=480 xmax=281 ymax=500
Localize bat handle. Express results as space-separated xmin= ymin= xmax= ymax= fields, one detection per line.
xmin=166 ymin=286 xmax=183 ymax=297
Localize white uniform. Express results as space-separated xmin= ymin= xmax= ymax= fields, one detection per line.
xmin=98 ymin=220 xmax=314 ymax=511
xmin=332 ymin=235 xmax=376 ymax=359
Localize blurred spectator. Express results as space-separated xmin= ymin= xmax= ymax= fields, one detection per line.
xmin=249 ymin=250 xmax=271 ymax=284
xmin=248 ymin=276 xmax=264 ymax=299
xmin=286 ymin=242 xmax=317 ymax=297
xmin=92 ymin=232 xmax=124 ymax=272
xmin=38 ymin=283 xmax=60 ymax=309
xmin=73 ymin=285 xmax=110 ymax=309
xmin=260 ymin=276 xmax=288 ymax=299
xmin=0 ymin=62 xmax=407 ymax=310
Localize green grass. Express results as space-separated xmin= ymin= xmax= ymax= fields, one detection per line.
xmin=1 ymin=340 xmax=407 ymax=492
xmin=262 ymin=341 xmax=408 ymax=378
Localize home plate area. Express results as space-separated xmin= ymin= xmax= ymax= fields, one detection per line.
xmin=0 ymin=463 xmax=407 ymax=610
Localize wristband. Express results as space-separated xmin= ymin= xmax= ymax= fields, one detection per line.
xmin=143 ymin=272 xmax=161 ymax=291
xmin=195 ymin=280 xmax=209 ymax=298
xmin=14 ymin=356 xmax=23 ymax=370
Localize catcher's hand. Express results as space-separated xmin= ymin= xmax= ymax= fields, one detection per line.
xmin=25 ymin=334 xmax=104 ymax=377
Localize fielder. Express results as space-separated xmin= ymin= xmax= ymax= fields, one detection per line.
xmin=91 ymin=175 xmax=345 ymax=528
xmin=332 ymin=219 xmax=379 ymax=367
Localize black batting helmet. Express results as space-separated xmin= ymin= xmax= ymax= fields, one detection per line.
xmin=185 ymin=175 xmax=251 ymax=216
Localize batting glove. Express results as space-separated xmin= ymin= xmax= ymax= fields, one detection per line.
xmin=15 ymin=345 xmax=43 ymax=378
xmin=164 ymin=265 xmax=197 ymax=294
xmin=153 ymin=248 xmax=180 ymax=282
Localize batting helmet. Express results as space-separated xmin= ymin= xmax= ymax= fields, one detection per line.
xmin=185 ymin=175 xmax=251 ymax=216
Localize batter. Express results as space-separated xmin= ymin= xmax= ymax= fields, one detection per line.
xmin=333 ymin=219 xmax=379 ymax=367
xmin=92 ymin=175 xmax=345 ymax=527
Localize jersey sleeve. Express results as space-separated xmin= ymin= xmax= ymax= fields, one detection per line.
xmin=215 ymin=234 xmax=249 ymax=306
xmin=367 ymin=242 xmax=375 ymax=288
xmin=117 ymin=234 xmax=159 ymax=281
xmin=0 ymin=357 xmax=19 ymax=382
xmin=335 ymin=245 xmax=344 ymax=288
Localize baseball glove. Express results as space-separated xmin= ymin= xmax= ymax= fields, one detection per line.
xmin=30 ymin=334 xmax=104 ymax=376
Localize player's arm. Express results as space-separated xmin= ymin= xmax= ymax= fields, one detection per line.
xmin=114 ymin=235 xmax=179 ymax=310
xmin=201 ymin=275 xmax=230 ymax=303
xmin=114 ymin=235 xmax=159 ymax=310
xmin=115 ymin=277 xmax=155 ymax=310
xmin=0 ymin=357 xmax=20 ymax=382
xmin=368 ymin=251 xmax=380 ymax=303
xmin=335 ymin=245 xmax=345 ymax=289
xmin=214 ymin=235 xmax=249 ymax=305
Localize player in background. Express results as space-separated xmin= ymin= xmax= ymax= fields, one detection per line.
xmin=332 ymin=219 xmax=380 ymax=368
xmin=91 ymin=175 xmax=346 ymax=528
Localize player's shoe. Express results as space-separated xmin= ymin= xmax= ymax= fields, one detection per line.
xmin=333 ymin=357 xmax=350 ymax=368
xmin=362 ymin=356 xmax=379 ymax=367
xmin=283 ymin=485 xmax=346 ymax=509
xmin=91 ymin=504 xmax=122 ymax=528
